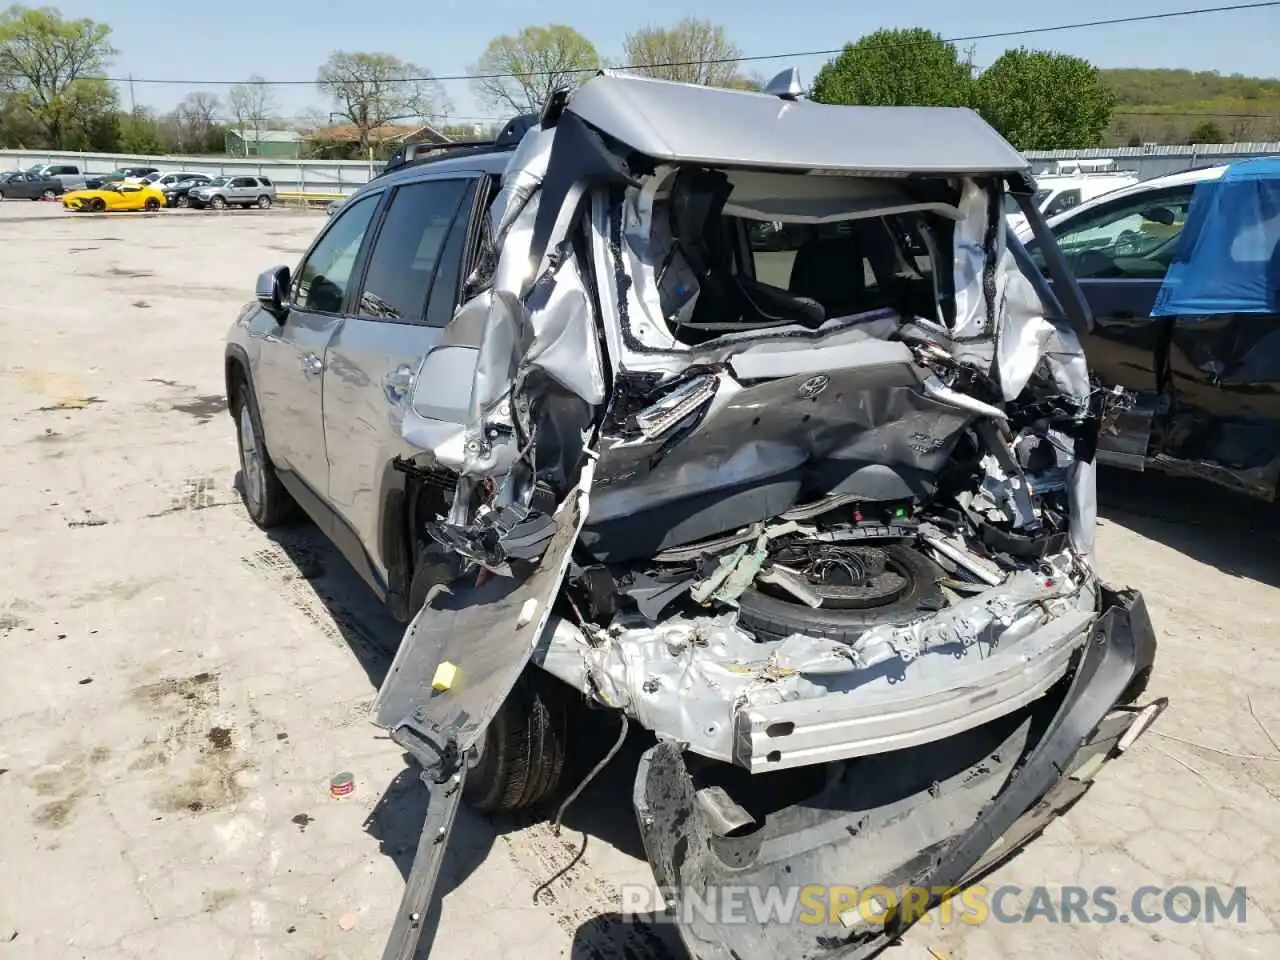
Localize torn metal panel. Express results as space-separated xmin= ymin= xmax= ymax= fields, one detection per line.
xmin=372 ymin=462 xmax=592 ymax=767
xmin=537 ymin=558 xmax=1095 ymax=771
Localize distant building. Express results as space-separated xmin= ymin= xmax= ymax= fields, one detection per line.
xmin=224 ymin=128 xmax=304 ymax=159
xmin=305 ymin=122 xmax=452 ymax=158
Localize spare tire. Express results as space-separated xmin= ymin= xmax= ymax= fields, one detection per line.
xmin=736 ymin=542 xmax=945 ymax=644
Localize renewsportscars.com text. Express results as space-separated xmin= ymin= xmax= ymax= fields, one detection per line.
xmin=619 ymin=883 xmax=1248 ymax=927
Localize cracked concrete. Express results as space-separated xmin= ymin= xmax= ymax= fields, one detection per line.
xmin=1 ymin=202 xmax=1277 ymax=959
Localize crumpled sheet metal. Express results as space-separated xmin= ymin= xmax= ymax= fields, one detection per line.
xmin=537 ymin=560 xmax=1091 ymax=764
xmin=952 ymin=178 xmax=1098 ymax=564
xmin=951 ymin=179 xmax=995 ymax=341
xmin=518 ymin=250 xmax=607 ymax=407
xmin=401 ymin=123 xmax=607 ymax=479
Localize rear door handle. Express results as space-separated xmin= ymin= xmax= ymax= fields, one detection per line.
xmin=301 ymin=353 xmax=323 ymax=376
xmin=383 ymin=365 xmax=414 ymax=403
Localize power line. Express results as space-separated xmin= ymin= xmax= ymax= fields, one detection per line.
xmin=2 ymin=1 xmax=1276 ymax=87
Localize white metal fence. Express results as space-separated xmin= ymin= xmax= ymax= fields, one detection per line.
xmin=8 ymin=141 xmax=1280 ymax=196
xmin=0 ymin=148 xmax=378 ymax=197
xmin=1025 ymin=142 xmax=1280 ymax=180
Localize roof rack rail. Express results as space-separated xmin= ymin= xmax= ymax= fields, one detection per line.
xmin=379 ymin=112 xmax=539 ymax=178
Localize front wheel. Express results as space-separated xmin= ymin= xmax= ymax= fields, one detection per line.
xmin=89 ymin=198 xmax=106 ymax=212
xmin=176 ymin=195 xmax=190 ymax=208
xmin=41 ymin=188 xmax=57 ymax=201
xmin=143 ymin=197 xmax=160 ymax=211
xmin=257 ymin=195 xmax=272 ymax=210
xmin=210 ymin=195 xmax=227 ymax=210
xmin=232 ymin=375 xmax=294 ymax=528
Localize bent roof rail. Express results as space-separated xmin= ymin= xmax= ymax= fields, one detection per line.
xmin=565 ymin=72 xmax=1030 ymax=176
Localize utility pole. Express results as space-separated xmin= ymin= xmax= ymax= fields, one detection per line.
xmin=128 ymin=74 xmax=137 ymax=115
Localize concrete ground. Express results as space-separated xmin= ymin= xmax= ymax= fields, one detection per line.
xmin=0 ymin=201 xmax=1277 ymax=960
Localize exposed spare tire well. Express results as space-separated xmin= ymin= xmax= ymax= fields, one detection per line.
xmin=736 ymin=539 xmax=946 ymax=643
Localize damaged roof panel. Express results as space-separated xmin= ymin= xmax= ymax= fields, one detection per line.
xmin=566 ymin=72 xmax=1031 ymax=176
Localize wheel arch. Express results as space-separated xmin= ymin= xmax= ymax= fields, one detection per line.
xmin=224 ymin=346 xmax=250 ymax=418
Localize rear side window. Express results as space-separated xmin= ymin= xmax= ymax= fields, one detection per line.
xmin=258 ymin=176 xmax=272 ymax=186
xmin=1031 ymin=186 xmax=1197 ymax=279
xmin=1044 ymin=189 xmax=1082 ymax=218
xmin=355 ymin=178 xmax=474 ymax=324
xmin=292 ymin=194 xmax=380 ymax=313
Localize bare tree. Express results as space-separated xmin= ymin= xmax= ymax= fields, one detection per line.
xmin=172 ymin=91 xmax=220 ymax=151
xmin=293 ymin=105 xmax=329 ymax=134
xmin=621 ymin=19 xmax=746 ymax=88
xmin=470 ymin=25 xmax=600 ymax=115
xmin=317 ymin=52 xmax=451 ymax=152
xmin=228 ymin=75 xmax=275 ymax=155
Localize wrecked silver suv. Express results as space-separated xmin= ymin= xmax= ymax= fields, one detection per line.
xmin=227 ymin=69 xmax=1164 ymax=960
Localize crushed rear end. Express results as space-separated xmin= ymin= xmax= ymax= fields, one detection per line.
xmin=370 ymin=71 xmax=1165 ymax=960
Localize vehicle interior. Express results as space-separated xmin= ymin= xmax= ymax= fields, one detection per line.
xmin=643 ymin=167 xmax=959 ymax=346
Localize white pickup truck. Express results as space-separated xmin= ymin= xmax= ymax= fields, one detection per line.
xmin=25 ymin=163 xmax=89 ymax=191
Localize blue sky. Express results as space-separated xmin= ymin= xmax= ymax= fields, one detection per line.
xmin=51 ymin=0 xmax=1280 ymax=126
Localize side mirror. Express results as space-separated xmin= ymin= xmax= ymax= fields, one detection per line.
xmin=255 ymin=265 xmax=291 ymax=318
xmin=1142 ymin=205 xmax=1176 ymax=226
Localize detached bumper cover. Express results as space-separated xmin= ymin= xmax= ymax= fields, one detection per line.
xmin=633 ymin=585 xmax=1159 ymax=960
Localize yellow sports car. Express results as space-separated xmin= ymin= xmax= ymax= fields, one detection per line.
xmin=63 ymin=182 xmax=167 ymax=213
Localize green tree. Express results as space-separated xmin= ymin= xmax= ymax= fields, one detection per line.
xmin=811 ymin=28 xmax=973 ymax=107
xmin=0 ymin=4 xmax=118 ymax=147
xmin=621 ymin=19 xmax=753 ymax=88
xmin=118 ymin=108 xmax=161 ymax=153
xmin=974 ymin=48 xmax=1115 ymax=150
xmin=1186 ymin=119 xmax=1226 ymax=143
xmin=470 ymin=25 xmax=599 ymax=114
xmin=317 ymin=52 xmax=451 ymax=153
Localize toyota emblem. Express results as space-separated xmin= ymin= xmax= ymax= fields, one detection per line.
xmin=797 ymin=375 xmax=830 ymax=399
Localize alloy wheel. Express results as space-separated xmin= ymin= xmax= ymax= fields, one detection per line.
xmin=238 ymin=404 xmax=265 ymax=512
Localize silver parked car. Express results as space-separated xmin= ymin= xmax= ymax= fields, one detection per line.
xmin=225 ymin=72 xmax=1163 ymax=960
xmin=189 ymin=174 xmax=276 ymax=210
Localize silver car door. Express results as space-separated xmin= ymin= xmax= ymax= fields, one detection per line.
xmin=322 ymin=175 xmax=480 ymax=585
xmin=251 ymin=191 xmax=382 ymax=490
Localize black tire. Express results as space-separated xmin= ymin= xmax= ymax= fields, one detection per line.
xmin=144 ymin=197 xmax=160 ymax=211
xmin=464 ymin=669 xmax=570 ymax=813
xmin=211 ymin=195 xmax=227 ymax=210
xmin=41 ymin=188 xmax=57 ymax=200
xmin=736 ymin=543 xmax=945 ymax=643
xmin=177 ymin=195 xmax=190 ymax=208
xmin=89 ymin=197 xmax=106 ymax=212
xmin=231 ymin=373 xmax=295 ymax=528
xmin=257 ymin=194 xmax=272 ymax=210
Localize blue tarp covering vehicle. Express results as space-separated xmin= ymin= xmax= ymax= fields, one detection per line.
xmin=1153 ymin=157 xmax=1280 ymax=318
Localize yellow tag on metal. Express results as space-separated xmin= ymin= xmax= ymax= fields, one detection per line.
xmin=431 ymin=661 xmax=458 ymax=692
